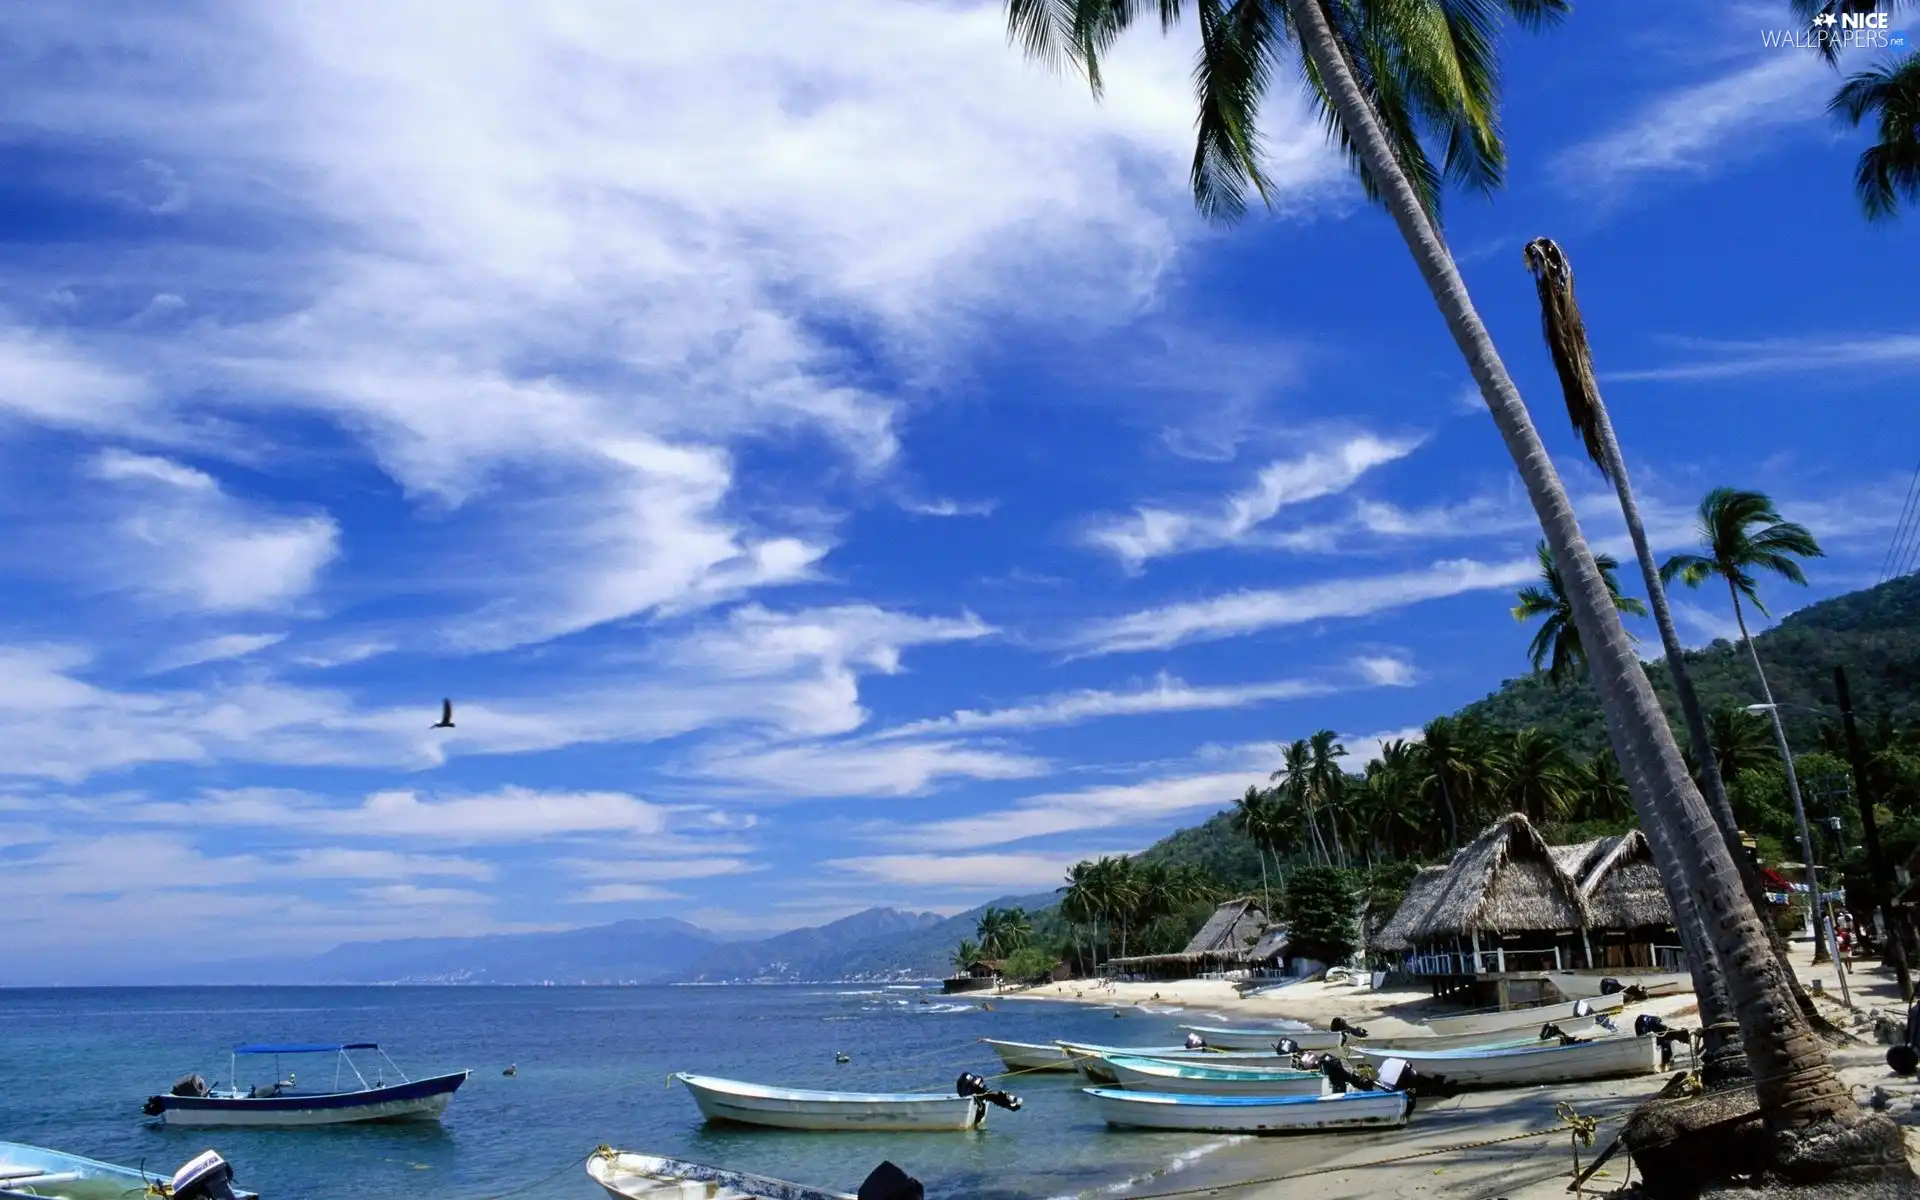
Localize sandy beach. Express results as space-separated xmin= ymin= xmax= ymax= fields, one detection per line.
xmin=1002 ymin=944 xmax=1920 ymax=1198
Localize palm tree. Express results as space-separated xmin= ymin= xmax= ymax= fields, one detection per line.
xmin=1005 ymin=0 xmax=1881 ymax=1159
xmin=1512 ymin=540 xmax=1646 ymax=681
xmin=1416 ymin=716 xmax=1473 ymax=849
xmin=1060 ymin=860 xmax=1097 ymax=973
xmin=951 ymin=938 xmax=981 ymax=972
xmin=1831 ymin=54 xmax=1920 ymax=220
xmin=1231 ymin=784 xmax=1278 ymax=913
xmin=1306 ymin=730 xmax=1350 ymax=866
xmin=1492 ymin=728 xmax=1576 ymax=824
xmin=1576 ymin=749 xmax=1632 ymax=824
xmin=1710 ymin=707 xmax=1786 ymax=784
xmin=1523 ymin=240 xmax=1824 ymax=1036
xmin=1273 ymin=739 xmax=1330 ymax=865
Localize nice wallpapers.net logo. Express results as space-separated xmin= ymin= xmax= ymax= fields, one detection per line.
xmin=1761 ymin=10 xmax=1910 ymax=49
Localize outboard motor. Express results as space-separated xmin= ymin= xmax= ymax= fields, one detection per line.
xmin=1185 ymin=1032 xmax=1207 ymax=1049
xmin=1622 ymin=984 xmax=1650 ymax=1003
xmin=1539 ymin=1023 xmax=1578 ymax=1046
xmin=1634 ymin=1014 xmax=1668 ymax=1038
xmin=173 ymin=1074 xmax=210 ymax=1098
xmin=857 ymin=1161 xmax=924 ymax=1200
xmin=1633 ymin=1015 xmax=1692 ymax=1066
xmin=955 ymin=1072 xmax=1020 ymax=1112
xmin=1328 ymin=1016 xmax=1370 ymax=1040
xmin=1273 ymin=1037 xmax=1299 ymax=1057
xmin=1373 ymin=1056 xmax=1459 ymax=1103
xmin=1598 ymin=977 xmax=1624 ymax=996
xmin=172 ymin=1151 xmax=243 ymax=1200
xmin=1594 ymin=1013 xmax=1619 ymax=1034
xmin=143 ymin=1094 xmax=166 ymax=1116
xmin=1888 ymin=1002 xmax=1920 ymax=1075
xmin=1320 ymin=1055 xmax=1382 ymax=1095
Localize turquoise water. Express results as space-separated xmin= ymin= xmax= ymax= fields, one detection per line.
xmin=0 ymin=985 xmax=1245 ymax=1199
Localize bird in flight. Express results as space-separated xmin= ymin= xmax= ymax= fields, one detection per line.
xmin=432 ymin=699 xmax=455 ymax=729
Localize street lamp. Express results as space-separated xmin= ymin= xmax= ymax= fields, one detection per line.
xmin=1746 ymin=701 xmax=1851 ymax=1006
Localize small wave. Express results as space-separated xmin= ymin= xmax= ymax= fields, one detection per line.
xmin=913 ymin=1002 xmax=974 ymax=1014
xmin=1043 ymin=1135 xmax=1247 ymax=1199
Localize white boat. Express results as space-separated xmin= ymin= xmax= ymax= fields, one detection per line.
xmin=1176 ymin=1023 xmax=1338 ymax=1052
xmin=980 ymin=1038 xmax=1076 ymax=1073
xmin=1059 ymin=1042 xmax=1306 ymax=1084
xmin=0 ymin=1143 xmax=255 ymax=1200
xmin=1421 ymin=995 xmax=1626 ymax=1038
xmin=675 ymin=1073 xmax=996 ymax=1132
xmin=1102 ymin=1055 xmax=1324 ymax=1096
xmin=1545 ymin=971 xmax=1692 ymax=1000
xmin=1358 ymin=1020 xmax=1612 ymax=1054
xmin=1082 ymin=1087 xmax=1410 ymax=1133
xmin=587 ymin=1148 xmax=854 ymax=1199
xmin=1351 ymin=1032 xmax=1662 ymax=1089
xmin=143 ymin=1042 xmax=468 ymax=1127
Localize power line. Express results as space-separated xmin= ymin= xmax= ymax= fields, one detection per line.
xmin=1882 ymin=456 xmax=1920 ymax=583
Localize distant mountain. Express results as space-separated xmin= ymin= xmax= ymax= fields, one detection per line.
xmin=294 ymin=917 xmax=727 ymax=985
xmin=677 ymin=907 xmax=946 ymax=982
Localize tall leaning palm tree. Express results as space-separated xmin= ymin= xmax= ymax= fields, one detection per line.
xmin=1512 ymin=539 xmax=1646 ymax=680
xmin=1520 ymin=239 xmax=1825 ymax=1037
xmin=1006 ymin=0 xmax=1886 ymax=1162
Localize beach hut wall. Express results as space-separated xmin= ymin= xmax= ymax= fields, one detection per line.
xmin=1409 ymin=813 xmax=1589 ymax=943
xmin=1373 ymin=866 xmax=1447 ymax=953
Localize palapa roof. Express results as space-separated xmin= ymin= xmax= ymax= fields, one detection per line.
xmin=1373 ymin=866 xmax=1448 ymax=952
xmin=1410 ymin=813 xmax=1590 ymax=942
xmin=1551 ymin=837 xmax=1613 ymax=882
xmin=1247 ymin=927 xmax=1290 ymax=962
xmin=1184 ymin=897 xmax=1269 ymax=956
xmin=1578 ymin=829 xmax=1673 ymax=931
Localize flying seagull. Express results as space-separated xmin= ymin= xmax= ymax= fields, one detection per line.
xmin=432 ymin=699 xmax=455 ymax=729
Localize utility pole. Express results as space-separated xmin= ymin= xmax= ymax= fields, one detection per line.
xmin=1837 ymin=666 xmax=1912 ymax=1002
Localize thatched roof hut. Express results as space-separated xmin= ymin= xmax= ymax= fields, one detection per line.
xmin=1410 ymin=813 xmax=1590 ymax=942
xmin=1373 ymin=866 xmax=1447 ymax=953
xmin=1551 ymin=836 xmax=1613 ymax=883
xmin=1184 ymin=897 xmax=1268 ymax=955
xmin=1578 ymin=830 xmax=1671 ymax=930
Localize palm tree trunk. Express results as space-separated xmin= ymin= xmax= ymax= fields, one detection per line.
xmin=1731 ymin=584 xmax=1833 ymax=965
xmin=1581 ymin=382 xmax=1828 ymax=1025
xmin=1282 ymin=0 xmax=1859 ymax=1136
xmin=1258 ymin=848 xmax=1273 ymax=918
xmin=1437 ymin=774 xmax=1459 ymax=847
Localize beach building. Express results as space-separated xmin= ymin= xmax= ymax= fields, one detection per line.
xmin=1570 ymin=830 xmax=1683 ymax=971
xmin=1101 ymin=897 xmax=1270 ymax=982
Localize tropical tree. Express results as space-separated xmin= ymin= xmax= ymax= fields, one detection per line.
xmin=1830 ymin=54 xmax=1920 ymax=221
xmin=1272 ymin=738 xmax=1330 ymax=865
xmin=1230 ymin=784 xmax=1280 ymax=912
xmin=1575 ymin=748 xmax=1633 ymax=824
xmin=979 ymin=906 xmax=1033 ymax=957
xmin=1415 ymin=715 xmax=1472 ymax=848
xmin=1059 ymin=860 xmax=1098 ymax=972
xmin=1004 ymin=0 xmax=1887 ymax=1167
xmin=1512 ymin=539 xmax=1646 ymax=681
xmin=1491 ymin=727 xmax=1577 ymax=824
xmin=1710 ymin=706 xmax=1785 ymax=784
xmin=950 ymin=938 xmax=981 ymax=971
xmin=1306 ymin=730 xmax=1351 ymax=866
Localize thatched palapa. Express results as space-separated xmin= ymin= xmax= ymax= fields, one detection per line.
xmin=1578 ymin=830 xmax=1670 ymax=930
xmin=1409 ymin=813 xmax=1590 ymax=942
xmin=1103 ymin=897 xmax=1269 ymax=977
xmin=1372 ymin=866 xmax=1447 ymax=953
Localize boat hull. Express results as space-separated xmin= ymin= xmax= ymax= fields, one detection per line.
xmin=1083 ymin=1087 xmax=1409 ymax=1133
xmin=1356 ymin=1021 xmax=1607 ymax=1053
xmin=1104 ymin=1056 xmax=1324 ymax=1096
xmin=980 ymin=1039 xmax=1075 ymax=1073
xmin=152 ymin=1071 xmax=468 ymax=1127
xmin=587 ymin=1150 xmax=854 ymax=1199
xmin=0 ymin=1142 xmax=257 ymax=1200
xmin=1060 ymin=1043 xmax=1307 ymax=1084
xmin=1176 ymin=1024 xmax=1336 ymax=1052
xmin=1422 ymin=995 xmax=1628 ymax=1038
xmin=1353 ymin=1033 xmax=1662 ymax=1089
xmin=676 ymin=1074 xmax=985 ymax=1132
xmin=1545 ymin=971 xmax=1691 ymax=1000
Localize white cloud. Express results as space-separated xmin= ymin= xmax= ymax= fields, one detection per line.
xmin=0 ymin=326 xmax=155 ymax=434
xmin=691 ymin=739 xmax=1049 ymax=798
xmin=571 ymin=884 xmax=686 ymax=904
xmin=901 ymin=497 xmax=998 ymax=518
xmin=1553 ymin=52 xmax=1827 ymax=191
xmin=876 ymin=672 xmax=1342 ymax=740
xmin=826 ymin=851 xmax=1134 ymax=890
xmin=1607 ymin=334 xmax=1920 ymax=382
xmin=557 ymin=856 xmax=758 ymax=882
xmin=1086 ymin=434 xmax=1421 ymax=568
xmin=281 ymin=847 xmax=495 ymax=880
xmin=870 ymin=765 xmax=1263 ymax=851
xmin=84 ymin=449 xmax=339 ymax=613
xmin=1069 ymin=556 xmax=1538 ymax=655
xmin=148 ymin=632 xmax=287 ymax=675
xmin=1672 ymin=601 xmax=1746 ymax=647
xmin=1354 ymin=655 xmax=1417 ymax=687
xmin=126 ymin=785 xmax=677 ymax=844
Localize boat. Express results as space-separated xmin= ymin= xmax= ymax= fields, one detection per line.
xmin=143 ymin=1042 xmax=469 ymax=1127
xmin=980 ymin=1038 xmax=1077 ymax=1073
xmin=1357 ymin=1019 xmax=1615 ymax=1054
xmin=587 ymin=1148 xmax=855 ymax=1199
xmin=1175 ymin=1022 xmax=1335 ymax=1051
xmin=1421 ymin=995 xmax=1627 ymax=1039
xmin=1058 ymin=1042 xmax=1310 ymax=1084
xmin=675 ymin=1073 xmax=1015 ymax=1132
xmin=1545 ymin=971 xmax=1692 ymax=1000
xmin=1350 ymin=1032 xmax=1662 ymax=1089
xmin=0 ymin=1143 xmax=254 ymax=1200
xmin=1081 ymin=1087 xmax=1410 ymax=1133
xmin=1101 ymin=1055 xmax=1324 ymax=1096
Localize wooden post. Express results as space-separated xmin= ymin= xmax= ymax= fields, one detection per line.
xmin=1470 ymin=929 xmax=1483 ymax=975
xmin=1553 ymin=943 xmax=1563 ymax=971
xmin=1580 ymin=931 xmax=1594 ymax=969
xmin=1495 ymin=940 xmax=1506 ymax=974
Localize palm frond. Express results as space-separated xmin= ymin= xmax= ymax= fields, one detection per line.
xmin=1189 ymin=0 xmax=1281 ymax=222
xmin=1521 ymin=237 xmax=1607 ymax=476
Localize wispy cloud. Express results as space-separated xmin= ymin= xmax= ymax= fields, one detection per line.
xmin=147 ymin=632 xmax=288 ymax=675
xmin=1608 ymin=333 xmax=1920 ymax=382
xmin=1084 ymin=434 xmax=1423 ymax=569
xmin=826 ymin=851 xmax=1134 ymax=890
xmin=1553 ymin=52 xmax=1828 ymax=192
xmin=1068 ymin=556 xmax=1537 ymax=655
xmin=688 ymin=738 xmax=1050 ymax=798
xmin=900 ymin=497 xmax=998 ymax=518
xmin=875 ymin=672 xmax=1341 ymax=740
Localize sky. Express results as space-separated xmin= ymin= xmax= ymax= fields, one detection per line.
xmin=0 ymin=2 xmax=1915 ymax=982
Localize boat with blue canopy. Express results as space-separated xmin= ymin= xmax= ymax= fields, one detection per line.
xmin=143 ymin=1042 xmax=469 ymax=1127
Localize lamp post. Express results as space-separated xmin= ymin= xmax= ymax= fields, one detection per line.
xmin=1746 ymin=701 xmax=1852 ymax=1007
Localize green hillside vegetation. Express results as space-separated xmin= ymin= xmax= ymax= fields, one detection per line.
xmin=980 ymin=568 xmax=1920 ymax=978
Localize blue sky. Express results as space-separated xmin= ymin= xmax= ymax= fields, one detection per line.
xmin=1 ymin=2 xmax=1915 ymax=982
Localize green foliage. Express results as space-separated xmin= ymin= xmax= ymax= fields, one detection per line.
xmin=1000 ymin=945 xmax=1059 ymax=982
xmin=1281 ymin=865 xmax=1361 ymax=964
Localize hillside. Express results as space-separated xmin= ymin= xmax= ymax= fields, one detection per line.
xmin=292 ymin=917 xmax=728 ymax=984
xmin=677 ymin=907 xmax=946 ymax=982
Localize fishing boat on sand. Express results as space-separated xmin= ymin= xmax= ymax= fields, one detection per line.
xmin=1544 ymin=971 xmax=1691 ymax=1000
xmin=1351 ymin=1031 xmax=1663 ymax=1089
xmin=979 ymin=1038 xmax=1076 ymax=1073
xmin=143 ymin=1043 xmax=469 ymax=1127
xmin=1059 ymin=1042 xmax=1319 ymax=1084
xmin=1100 ymin=1055 xmax=1324 ymax=1096
xmin=1082 ymin=1087 xmax=1411 ymax=1133
xmin=1174 ymin=1022 xmax=1332 ymax=1051
xmin=587 ymin=1148 xmax=855 ymax=1199
xmin=675 ymin=1072 xmax=1020 ymax=1132
xmin=1421 ymin=995 xmax=1626 ymax=1039
xmin=1359 ymin=1017 xmax=1615 ymax=1054
xmin=0 ymin=1143 xmax=254 ymax=1200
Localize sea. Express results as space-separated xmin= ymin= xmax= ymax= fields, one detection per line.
xmin=0 ymin=983 xmax=1266 ymax=1199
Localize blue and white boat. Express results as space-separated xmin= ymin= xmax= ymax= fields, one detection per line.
xmin=143 ymin=1042 xmax=469 ymax=1127
xmin=1082 ymin=1087 xmax=1412 ymax=1133
xmin=0 ymin=1142 xmax=254 ymax=1200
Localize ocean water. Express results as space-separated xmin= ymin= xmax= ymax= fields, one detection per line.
xmin=0 ymin=985 xmax=1251 ymax=1199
